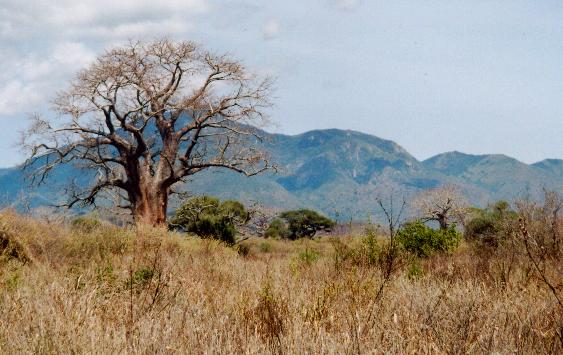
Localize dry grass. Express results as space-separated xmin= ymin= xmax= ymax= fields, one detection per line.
xmin=0 ymin=210 xmax=561 ymax=354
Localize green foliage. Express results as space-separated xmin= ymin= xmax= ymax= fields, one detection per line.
xmin=259 ymin=241 xmax=272 ymax=253
xmin=464 ymin=200 xmax=517 ymax=247
xmin=362 ymin=223 xmax=380 ymax=265
xmin=171 ymin=196 xmax=249 ymax=245
xmin=172 ymin=196 xmax=221 ymax=225
xmin=298 ymin=248 xmax=320 ymax=264
xmin=219 ymin=200 xmax=249 ymax=225
xmin=277 ymin=209 xmax=335 ymax=240
xmin=4 ymin=271 xmax=21 ymax=291
xmin=407 ymin=262 xmax=424 ymax=280
xmin=264 ymin=218 xmax=291 ymax=239
xmin=396 ymin=221 xmax=461 ymax=258
xmin=191 ymin=216 xmax=237 ymax=245
xmin=96 ymin=264 xmax=116 ymax=284
xmin=129 ymin=267 xmax=154 ymax=287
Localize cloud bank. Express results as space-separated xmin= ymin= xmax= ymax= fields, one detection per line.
xmin=0 ymin=0 xmax=208 ymax=115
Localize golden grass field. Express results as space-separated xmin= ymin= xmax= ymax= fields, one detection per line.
xmin=0 ymin=210 xmax=561 ymax=354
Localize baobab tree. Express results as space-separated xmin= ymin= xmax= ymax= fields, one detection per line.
xmin=412 ymin=185 xmax=468 ymax=230
xmin=23 ymin=39 xmax=273 ymax=225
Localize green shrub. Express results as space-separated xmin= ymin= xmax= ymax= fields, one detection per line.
xmin=259 ymin=241 xmax=272 ymax=253
xmin=464 ymin=201 xmax=517 ymax=247
xmin=191 ymin=216 xmax=236 ymax=245
xmin=298 ymin=249 xmax=320 ymax=264
xmin=264 ymin=218 xmax=290 ymax=239
xmin=4 ymin=271 xmax=21 ymax=291
xmin=362 ymin=223 xmax=380 ymax=265
xmin=127 ymin=267 xmax=154 ymax=288
xmin=396 ymin=221 xmax=461 ymax=258
xmin=171 ymin=196 xmax=248 ymax=245
xmin=407 ymin=262 xmax=424 ymax=280
xmin=219 ymin=200 xmax=250 ymax=225
xmin=171 ymin=196 xmax=221 ymax=226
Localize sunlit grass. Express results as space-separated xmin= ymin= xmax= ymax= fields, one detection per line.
xmin=0 ymin=210 xmax=560 ymax=354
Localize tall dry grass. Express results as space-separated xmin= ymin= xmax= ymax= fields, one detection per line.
xmin=0 ymin=209 xmax=561 ymax=354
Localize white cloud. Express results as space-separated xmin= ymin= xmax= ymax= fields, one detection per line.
xmin=0 ymin=81 xmax=41 ymax=115
xmin=0 ymin=0 xmax=209 ymax=117
xmin=330 ymin=0 xmax=361 ymax=11
xmin=0 ymin=0 xmax=208 ymax=41
xmin=0 ymin=41 xmax=97 ymax=115
xmin=52 ymin=42 xmax=96 ymax=69
xmin=262 ymin=19 xmax=282 ymax=40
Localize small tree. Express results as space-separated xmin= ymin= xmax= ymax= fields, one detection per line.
xmin=276 ymin=209 xmax=335 ymax=240
xmin=170 ymin=196 xmax=249 ymax=245
xmin=412 ymin=185 xmax=468 ymax=230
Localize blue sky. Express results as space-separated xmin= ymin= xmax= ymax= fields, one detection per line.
xmin=0 ymin=0 xmax=562 ymax=167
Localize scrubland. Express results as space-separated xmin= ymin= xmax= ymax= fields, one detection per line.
xmin=0 ymin=210 xmax=561 ymax=354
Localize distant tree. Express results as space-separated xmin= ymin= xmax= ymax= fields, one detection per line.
xmin=464 ymin=200 xmax=517 ymax=247
xmin=277 ymin=209 xmax=335 ymax=239
xmin=23 ymin=39 xmax=273 ymax=225
xmin=170 ymin=196 xmax=249 ymax=245
xmin=264 ymin=218 xmax=291 ymax=239
xmin=171 ymin=195 xmax=221 ymax=223
xmin=412 ymin=185 xmax=468 ymax=230
xmin=219 ymin=200 xmax=250 ymax=226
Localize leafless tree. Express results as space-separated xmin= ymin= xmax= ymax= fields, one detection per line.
xmin=22 ymin=39 xmax=273 ymax=225
xmin=516 ymin=189 xmax=563 ymax=310
xmin=412 ymin=185 xmax=468 ymax=230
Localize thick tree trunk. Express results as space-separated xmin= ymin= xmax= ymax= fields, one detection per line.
xmin=437 ymin=214 xmax=448 ymax=230
xmin=131 ymin=184 xmax=169 ymax=226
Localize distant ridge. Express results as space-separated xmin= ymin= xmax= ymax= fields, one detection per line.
xmin=1 ymin=128 xmax=561 ymax=219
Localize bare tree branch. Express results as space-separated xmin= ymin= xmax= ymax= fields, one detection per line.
xmin=22 ymin=39 xmax=274 ymax=225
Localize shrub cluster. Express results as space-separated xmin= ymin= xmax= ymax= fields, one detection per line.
xmin=464 ymin=201 xmax=517 ymax=247
xmin=396 ymin=221 xmax=461 ymax=258
xmin=170 ymin=196 xmax=249 ymax=245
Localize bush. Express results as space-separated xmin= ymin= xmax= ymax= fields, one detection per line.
xmin=464 ymin=201 xmax=517 ymax=247
xmin=362 ymin=223 xmax=380 ymax=265
xmin=125 ymin=267 xmax=155 ymax=289
xmin=219 ymin=200 xmax=249 ymax=225
xmin=396 ymin=221 xmax=461 ymax=258
xmin=277 ymin=209 xmax=335 ymax=240
xmin=259 ymin=241 xmax=272 ymax=253
xmin=264 ymin=218 xmax=291 ymax=239
xmin=170 ymin=196 xmax=248 ymax=245
xmin=298 ymin=249 xmax=320 ymax=264
xmin=407 ymin=262 xmax=424 ymax=280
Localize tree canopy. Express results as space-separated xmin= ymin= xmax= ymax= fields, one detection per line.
xmin=271 ymin=209 xmax=335 ymax=240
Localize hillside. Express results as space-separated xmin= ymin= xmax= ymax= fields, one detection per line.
xmin=0 ymin=129 xmax=561 ymax=219
xmin=423 ymin=152 xmax=562 ymax=201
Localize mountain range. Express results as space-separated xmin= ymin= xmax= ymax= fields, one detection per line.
xmin=0 ymin=128 xmax=561 ymax=220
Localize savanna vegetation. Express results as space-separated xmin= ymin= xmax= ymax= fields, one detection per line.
xmin=3 ymin=38 xmax=561 ymax=354
xmin=0 ymin=190 xmax=561 ymax=354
